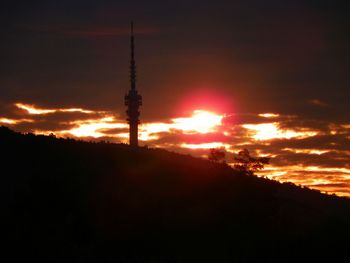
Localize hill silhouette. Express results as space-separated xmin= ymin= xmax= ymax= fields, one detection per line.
xmin=1 ymin=126 xmax=349 ymax=262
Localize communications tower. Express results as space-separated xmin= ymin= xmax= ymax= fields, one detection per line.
xmin=124 ymin=22 xmax=142 ymax=147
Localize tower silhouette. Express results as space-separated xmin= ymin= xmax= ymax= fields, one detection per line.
xmin=125 ymin=22 xmax=142 ymax=147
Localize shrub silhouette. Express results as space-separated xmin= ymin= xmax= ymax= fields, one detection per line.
xmin=233 ymin=148 xmax=270 ymax=175
xmin=208 ymin=147 xmax=226 ymax=163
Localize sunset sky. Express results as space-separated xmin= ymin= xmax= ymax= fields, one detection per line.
xmin=1 ymin=1 xmax=349 ymax=196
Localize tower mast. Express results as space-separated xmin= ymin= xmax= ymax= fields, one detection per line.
xmin=125 ymin=21 xmax=142 ymax=147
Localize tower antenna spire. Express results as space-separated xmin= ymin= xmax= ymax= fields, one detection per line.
xmin=130 ymin=21 xmax=136 ymax=90
xmin=125 ymin=21 xmax=142 ymax=147
xmin=131 ymin=21 xmax=134 ymax=36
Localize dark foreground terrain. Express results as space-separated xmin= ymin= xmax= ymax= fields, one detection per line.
xmin=1 ymin=126 xmax=350 ymax=262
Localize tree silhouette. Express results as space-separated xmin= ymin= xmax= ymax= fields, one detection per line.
xmin=208 ymin=147 xmax=226 ymax=163
xmin=233 ymin=148 xmax=270 ymax=175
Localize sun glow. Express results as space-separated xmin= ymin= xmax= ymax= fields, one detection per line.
xmin=139 ymin=110 xmax=223 ymax=139
xmin=242 ymin=122 xmax=318 ymax=140
xmin=172 ymin=110 xmax=223 ymax=134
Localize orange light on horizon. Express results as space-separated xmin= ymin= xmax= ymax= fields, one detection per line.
xmin=5 ymin=102 xmax=349 ymax=198
xmin=256 ymin=165 xmax=350 ymax=197
xmin=24 ymin=109 xmax=224 ymax=143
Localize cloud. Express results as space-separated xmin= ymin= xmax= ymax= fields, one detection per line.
xmin=257 ymin=165 xmax=350 ymax=196
xmin=309 ymin=99 xmax=329 ymax=107
xmin=15 ymin=103 xmax=96 ymax=115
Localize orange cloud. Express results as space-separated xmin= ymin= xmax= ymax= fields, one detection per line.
xmin=181 ymin=142 xmax=230 ymax=150
xmin=258 ymin=113 xmax=280 ymax=118
xmin=58 ymin=116 xmax=128 ymax=138
xmin=15 ymin=103 xmax=95 ymax=115
xmin=257 ymin=165 xmax=350 ymax=197
xmin=242 ymin=122 xmax=318 ymax=140
xmin=282 ymin=148 xmax=330 ymax=155
xmin=0 ymin=117 xmax=34 ymax=125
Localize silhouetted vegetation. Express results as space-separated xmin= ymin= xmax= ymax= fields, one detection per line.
xmin=233 ymin=148 xmax=270 ymax=175
xmin=1 ymin=126 xmax=350 ymax=262
xmin=208 ymin=147 xmax=226 ymax=163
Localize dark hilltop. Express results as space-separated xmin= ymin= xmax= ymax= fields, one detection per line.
xmin=1 ymin=126 xmax=350 ymax=262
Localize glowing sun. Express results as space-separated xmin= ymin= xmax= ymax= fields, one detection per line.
xmin=172 ymin=110 xmax=223 ymax=134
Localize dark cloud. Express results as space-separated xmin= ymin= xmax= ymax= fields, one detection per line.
xmin=20 ymin=24 xmax=159 ymax=38
xmin=270 ymin=134 xmax=350 ymax=151
xmin=1 ymin=0 xmax=349 ymax=120
xmin=272 ymin=152 xmax=349 ymax=168
xmin=309 ymin=99 xmax=329 ymax=107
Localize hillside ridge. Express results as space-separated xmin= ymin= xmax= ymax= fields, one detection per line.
xmin=1 ymin=126 xmax=350 ymax=262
